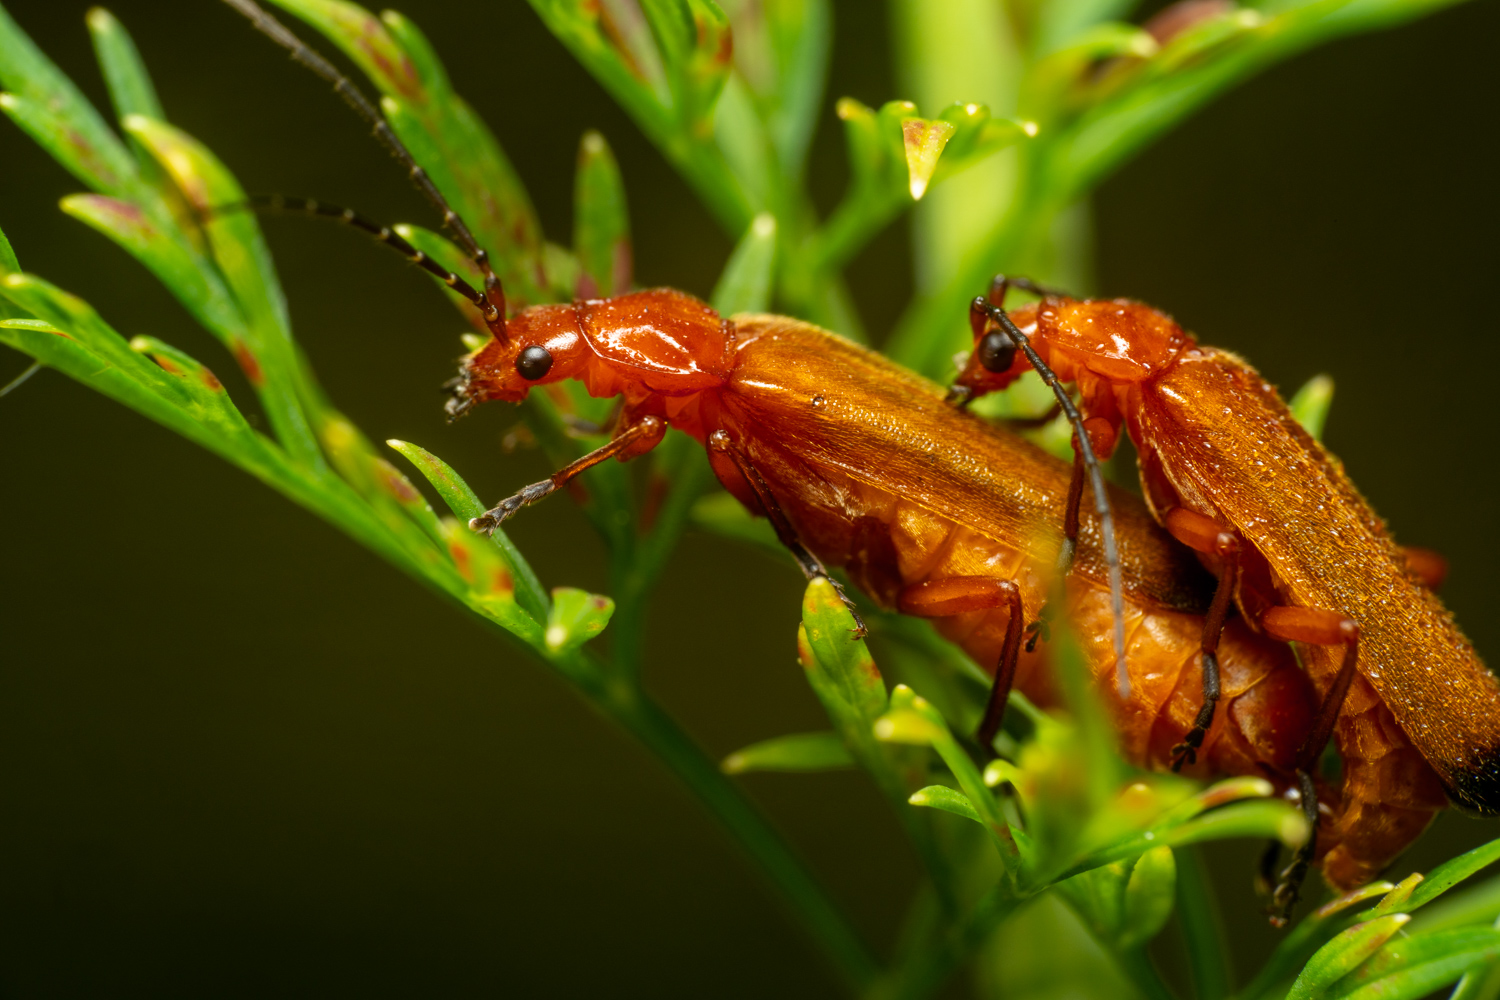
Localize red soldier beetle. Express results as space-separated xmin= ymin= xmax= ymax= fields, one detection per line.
xmin=224 ymin=0 xmax=1437 ymax=922
xmin=951 ymin=279 xmax=1500 ymax=915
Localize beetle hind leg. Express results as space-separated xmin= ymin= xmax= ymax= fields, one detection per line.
xmin=899 ymin=577 xmax=1025 ymax=754
xmin=1260 ymin=605 xmax=1360 ymax=925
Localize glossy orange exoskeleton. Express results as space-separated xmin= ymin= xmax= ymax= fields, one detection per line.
xmin=952 ymin=280 xmax=1500 ymax=912
xmin=226 ymin=0 xmax=1437 ymax=921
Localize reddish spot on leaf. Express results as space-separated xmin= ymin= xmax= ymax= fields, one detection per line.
xmin=356 ymin=23 xmax=421 ymax=99
xmin=590 ymin=596 xmax=609 ymax=611
xmin=1143 ymin=0 xmax=1235 ymax=43
xmin=154 ymin=355 xmax=183 ymax=376
xmin=380 ymin=467 xmax=420 ymax=503
xmin=448 ymin=542 xmax=473 ymax=582
xmin=200 ymin=367 xmax=223 ymax=391
xmin=490 ymin=569 xmax=514 ymax=595
xmin=574 ymin=271 xmax=600 ymax=301
xmin=67 ymin=130 xmax=119 ymax=191
xmin=232 ymin=340 xmax=264 ymax=386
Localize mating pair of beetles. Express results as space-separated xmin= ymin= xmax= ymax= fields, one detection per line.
xmin=226 ymin=0 xmax=1500 ymax=926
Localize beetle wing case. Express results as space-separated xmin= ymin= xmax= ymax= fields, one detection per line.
xmin=1137 ymin=347 xmax=1500 ymax=814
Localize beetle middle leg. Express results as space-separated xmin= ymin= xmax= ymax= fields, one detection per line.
xmin=709 ymin=430 xmax=867 ymax=637
xmin=471 ymin=414 xmax=666 ymax=533
xmin=899 ymin=577 xmax=1025 ymax=753
xmin=1259 ymin=606 xmax=1360 ymax=926
xmin=1160 ymin=508 xmax=1243 ymax=771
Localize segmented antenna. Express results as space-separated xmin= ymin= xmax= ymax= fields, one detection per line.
xmin=243 ymin=195 xmax=492 ymax=313
xmin=970 ymin=294 xmax=1130 ymax=697
xmin=221 ymin=0 xmax=507 ymax=338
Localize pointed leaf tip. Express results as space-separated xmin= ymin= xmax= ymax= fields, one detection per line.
xmin=544 ymin=587 xmax=615 ymax=654
xmin=902 ymin=117 xmax=956 ymax=200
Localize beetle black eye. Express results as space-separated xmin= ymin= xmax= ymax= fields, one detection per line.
xmin=977 ymin=331 xmax=1017 ymax=373
xmin=516 ymin=345 xmax=553 ymax=381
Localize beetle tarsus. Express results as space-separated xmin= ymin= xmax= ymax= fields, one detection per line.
xmin=470 ymin=480 xmax=556 ymax=534
xmin=824 ymin=576 xmax=869 ymax=638
xmin=1171 ymin=650 xmax=1222 ymax=771
xmin=1268 ymin=770 xmax=1320 ymax=926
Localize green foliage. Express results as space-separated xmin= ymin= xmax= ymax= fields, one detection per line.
xmin=1 ymin=0 xmax=1495 ymax=997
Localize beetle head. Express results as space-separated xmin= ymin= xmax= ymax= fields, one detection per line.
xmin=445 ymin=304 xmax=592 ymax=418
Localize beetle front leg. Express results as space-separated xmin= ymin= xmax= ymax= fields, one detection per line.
xmin=709 ymin=430 xmax=867 ymax=637
xmin=471 ymin=414 xmax=666 ymax=534
xmin=1161 ymin=507 xmax=1243 ymax=771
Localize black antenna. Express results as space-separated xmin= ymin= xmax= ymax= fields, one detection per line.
xmin=240 ymin=195 xmax=493 ymax=314
xmin=969 ymin=290 xmax=1129 ymax=696
xmin=221 ymin=0 xmax=508 ymax=338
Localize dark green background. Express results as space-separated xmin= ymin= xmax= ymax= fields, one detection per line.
xmin=1 ymin=0 xmax=1496 ymax=995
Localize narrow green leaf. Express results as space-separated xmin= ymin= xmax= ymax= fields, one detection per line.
xmin=1387 ymin=837 xmax=1500 ymax=916
xmin=266 ymin=0 xmax=545 ymax=303
xmin=128 ymin=334 xmax=250 ymax=433
xmin=1412 ymin=874 xmax=1500 ymax=934
xmin=0 ymin=222 xmax=19 ymax=321
xmin=0 ymin=5 xmax=138 ymax=199
xmin=0 ymin=271 xmax=180 ymax=400
xmin=1290 ymin=374 xmax=1335 ymax=441
xmin=909 ymin=784 xmax=983 ymax=824
xmin=0 ymin=315 xmax=202 ymax=442
xmin=1343 ymin=927 xmax=1500 ymax=987
xmin=1117 ymin=845 xmax=1176 ymax=950
xmin=525 ymin=0 xmax=760 ymax=237
xmin=1366 ymin=873 xmax=1426 ymax=918
xmin=436 ymin=518 xmax=545 ymax=646
xmin=386 ymin=438 xmax=549 ymax=623
xmin=1336 ymin=929 xmax=1500 ymax=1000
xmin=545 ymin=587 xmax=615 ymax=655
xmin=265 ymin=0 xmax=420 ymax=96
xmin=722 ymin=731 xmax=855 ymax=774
xmin=124 ymin=114 xmax=322 ymax=468
xmin=379 ymin=93 xmax=547 ymax=305
xmin=875 ymin=684 xmax=1018 ymax=864
xmin=377 ymin=9 xmax=450 ymax=95
xmin=1287 ymin=914 xmax=1411 ymax=1000
xmin=573 ymin=131 xmax=632 ymax=298
xmin=1238 ymin=881 xmax=1401 ymax=1000
xmin=391 ymin=223 xmax=487 ymax=331
xmin=1175 ymin=847 xmax=1232 ymax=1000
xmin=60 ymin=193 xmax=242 ymax=339
xmin=641 ymin=0 xmax=733 ymax=132
xmin=799 ymin=577 xmax=886 ymax=724
xmin=86 ymin=7 xmax=163 ymax=121
xmin=732 ymin=0 xmax=831 ymax=178
xmin=1081 ymin=798 xmax=1307 ymax=873
xmin=711 ymin=213 xmax=777 ymax=314
xmin=0 ymin=221 xmax=16 ymax=272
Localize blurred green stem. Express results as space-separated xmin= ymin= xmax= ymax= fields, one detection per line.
xmin=580 ymin=664 xmax=881 ymax=994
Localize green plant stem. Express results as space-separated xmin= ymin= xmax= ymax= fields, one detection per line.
xmin=1118 ymin=948 xmax=1182 ymax=1000
xmin=578 ymin=666 xmax=881 ymax=995
xmin=1177 ymin=847 xmax=1233 ymax=1000
xmin=867 ymin=886 xmax=1024 ymax=1000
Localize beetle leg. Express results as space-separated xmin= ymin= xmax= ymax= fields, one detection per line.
xmin=1025 ymin=418 xmax=1118 ymax=652
xmin=899 ymin=578 xmax=1024 ymax=752
xmin=1161 ymin=508 xmax=1243 ymax=771
xmin=1259 ymin=605 xmax=1361 ymax=926
xmin=709 ymin=430 xmax=867 ymax=638
xmin=470 ymin=414 xmax=666 ymax=534
xmin=1399 ymin=545 xmax=1448 ymax=590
